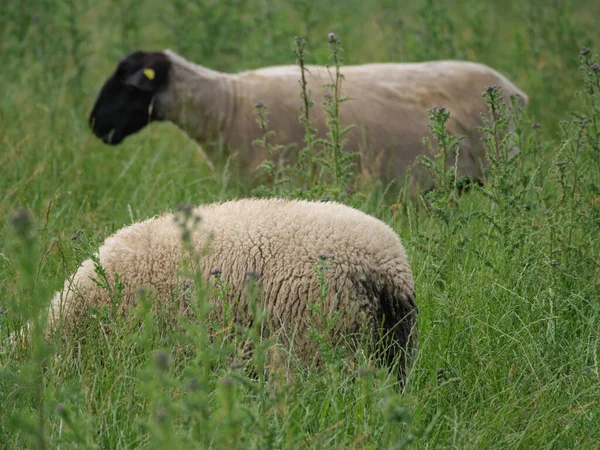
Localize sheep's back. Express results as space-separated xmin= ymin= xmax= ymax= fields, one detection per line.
xmin=192 ymin=199 xmax=415 ymax=344
xmin=235 ymin=61 xmax=526 ymax=186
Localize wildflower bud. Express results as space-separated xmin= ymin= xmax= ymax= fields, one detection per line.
xmin=523 ymin=204 xmax=531 ymax=212
xmin=210 ymin=267 xmax=222 ymax=277
xmin=555 ymin=161 xmax=566 ymax=170
xmin=155 ymin=409 xmax=167 ymax=424
xmin=532 ymin=122 xmax=541 ymax=129
xmin=10 ymin=209 xmax=32 ymax=236
xmin=580 ymin=47 xmax=591 ymax=56
xmin=245 ymin=271 xmax=262 ymax=287
xmin=245 ymin=270 xmax=260 ymax=279
xmin=591 ymin=63 xmax=600 ymax=72
xmin=386 ymin=403 xmax=408 ymax=422
xmin=136 ymin=286 xmax=147 ymax=297
xmin=255 ymin=100 xmax=265 ymax=109
xmin=187 ymin=379 xmax=202 ymax=391
xmin=357 ymin=367 xmax=370 ymax=378
xmin=176 ymin=203 xmax=194 ymax=215
xmin=153 ymin=351 xmax=170 ymax=371
xmin=70 ymin=230 xmax=82 ymax=240
xmin=221 ymin=376 xmax=234 ymax=387
xmin=56 ymin=403 xmax=66 ymax=416
xmin=229 ymin=361 xmax=246 ymax=370
xmin=328 ymin=32 xmax=337 ymax=43
xmin=437 ymin=367 xmax=447 ymax=382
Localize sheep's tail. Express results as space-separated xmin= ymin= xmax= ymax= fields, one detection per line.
xmin=377 ymin=286 xmax=418 ymax=386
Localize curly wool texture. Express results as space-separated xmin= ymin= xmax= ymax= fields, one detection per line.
xmin=50 ymin=198 xmax=417 ymax=377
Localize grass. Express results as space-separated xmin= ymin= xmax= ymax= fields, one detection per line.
xmin=1 ymin=0 xmax=600 ymax=448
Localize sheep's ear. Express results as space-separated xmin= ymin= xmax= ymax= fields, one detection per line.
xmin=125 ymin=67 xmax=158 ymax=92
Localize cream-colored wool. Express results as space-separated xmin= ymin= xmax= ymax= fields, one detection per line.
xmin=156 ymin=50 xmax=528 ymax=188
xmin=50 ymin=198 xmax=417 ymax=379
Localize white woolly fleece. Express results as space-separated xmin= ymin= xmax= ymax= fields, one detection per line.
xmin=49 ymin=198 xmax=417 ymax=377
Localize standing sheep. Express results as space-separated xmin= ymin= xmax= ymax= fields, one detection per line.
xmin=49 ymin=198 xmax=417 ymax=381
xmin=88 ymin=49 xmax=528 ymax=190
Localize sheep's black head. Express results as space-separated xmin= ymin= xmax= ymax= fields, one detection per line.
xmin=89 ymin=51 xmax=171 ymax=145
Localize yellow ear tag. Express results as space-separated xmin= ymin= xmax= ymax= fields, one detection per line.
xmin=143 ymin=68 xmax=155 ymax=80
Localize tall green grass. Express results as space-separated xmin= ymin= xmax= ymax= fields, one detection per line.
xmin=2 ymin=0 xmax=600 ymax=448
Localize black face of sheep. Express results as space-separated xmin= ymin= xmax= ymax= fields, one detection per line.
xmin=89 ymin=51 xmax=171 ymax=145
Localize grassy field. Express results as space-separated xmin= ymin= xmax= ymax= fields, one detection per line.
xmin=2 ymin=0 xmax=600 ymax=448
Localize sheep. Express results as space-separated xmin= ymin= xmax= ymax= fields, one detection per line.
xmin=48 ymin=198 xmax=417 ymax=382
xmin=88 ymin=49 xmax=529 ymax=190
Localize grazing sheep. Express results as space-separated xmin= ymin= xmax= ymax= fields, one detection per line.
xmin=88 ymin=49 xmax=528 ymax=189
xmin=49 ymin=198 xmax=417 ymax=381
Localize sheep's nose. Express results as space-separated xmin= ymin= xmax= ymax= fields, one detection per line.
xmin=101 ymin=129 xmax=117 ymax=144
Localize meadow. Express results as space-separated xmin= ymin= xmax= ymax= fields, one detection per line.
xmin=1 ymin=0 xmax=600 ymax=448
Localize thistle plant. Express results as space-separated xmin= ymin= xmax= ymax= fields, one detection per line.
xmin=315 ymin=32 xmax=358 ymax=191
